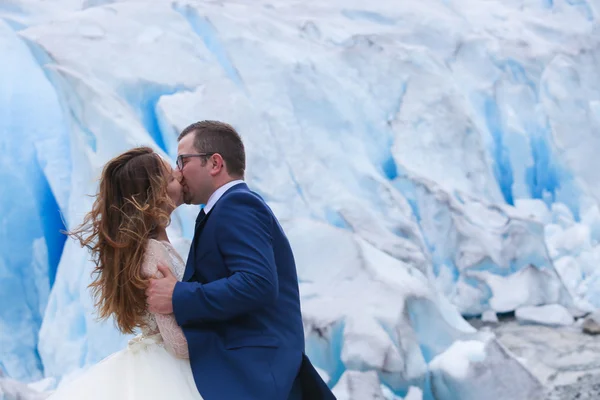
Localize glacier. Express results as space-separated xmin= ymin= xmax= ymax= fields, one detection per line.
xmin=0 ymin=18 xmax=70 ymax=382
xmin=1 ymin=0 xmax=600 ymax=398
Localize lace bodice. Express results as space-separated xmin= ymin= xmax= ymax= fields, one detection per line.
xmin=138 ymin=239 xmax=189 ymax=358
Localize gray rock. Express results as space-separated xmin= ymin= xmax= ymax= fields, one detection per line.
xmin=582 ymin=311 xmax=600 ymax=335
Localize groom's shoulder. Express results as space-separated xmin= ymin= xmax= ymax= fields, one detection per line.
xmin=218 ymin=186 xmax=267 ymax=210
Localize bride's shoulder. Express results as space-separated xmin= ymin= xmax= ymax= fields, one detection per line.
xmin=146 ymin=238 xmax=161 ymax=248
xmin=145 ymin=239 xmax=168 ymax=258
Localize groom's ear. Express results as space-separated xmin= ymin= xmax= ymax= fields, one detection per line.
xmin=209 ymin=153 xmax=225 ymax=176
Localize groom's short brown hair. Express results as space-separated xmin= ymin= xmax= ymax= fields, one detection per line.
xmin=178 ymin=120 xmax=245 ymax=178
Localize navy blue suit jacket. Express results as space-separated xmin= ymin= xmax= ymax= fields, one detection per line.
xmin=173 ymin=183 xmax=325 ymax=399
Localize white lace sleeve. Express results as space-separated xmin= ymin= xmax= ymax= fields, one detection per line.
xmin=143 ymin=240 xmax=189 ymax=359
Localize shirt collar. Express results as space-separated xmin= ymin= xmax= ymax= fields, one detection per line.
xmin=203 ymin=180 xmax=245 ymax=213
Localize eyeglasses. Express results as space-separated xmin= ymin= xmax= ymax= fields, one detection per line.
xmin=176 ymin=153 xmax=215 ymax=170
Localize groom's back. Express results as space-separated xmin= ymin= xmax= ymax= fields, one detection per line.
xmin=217 ymin=187 xmax=305 ymax=350
xmin=175 ymin=183 xmax=306 ymax=399
xmin=254 ymin=190 xmax=305 ymax=347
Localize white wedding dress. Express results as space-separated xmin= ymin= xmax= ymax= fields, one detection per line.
xmin=47 ymin=239 xmax=203 ymax=400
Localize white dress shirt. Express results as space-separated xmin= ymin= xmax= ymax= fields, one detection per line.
xmin=203 ymin=180 xmax=245 ymax=214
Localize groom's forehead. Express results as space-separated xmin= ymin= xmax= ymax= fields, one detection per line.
xmin=178 ymin=134 xmax=195 ymax=153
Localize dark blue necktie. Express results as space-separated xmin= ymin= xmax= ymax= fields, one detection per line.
xmin=195 ymin=208 xmax=207 ymax=230
xmin=186 ymin=208 xmax=207 ymax=283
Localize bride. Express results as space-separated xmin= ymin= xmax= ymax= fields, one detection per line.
xmin=48 ymin=146 xmax=203 ymax=399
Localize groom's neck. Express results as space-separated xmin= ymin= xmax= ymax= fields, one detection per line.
xmin=212 ymin=174 xmax=243 ymax=192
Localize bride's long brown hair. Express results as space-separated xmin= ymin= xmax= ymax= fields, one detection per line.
xmin=69 ymin=147 xmax=174 ymax=334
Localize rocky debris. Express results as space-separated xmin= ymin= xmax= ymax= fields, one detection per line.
xmin=545 ymin=374 xmax=600 ymax=400
xmin=582 ymin=311 xmax=600 ymax=335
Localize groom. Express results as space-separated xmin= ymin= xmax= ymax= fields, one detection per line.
xmin=146 ymin=121 xmax=334 ymax=400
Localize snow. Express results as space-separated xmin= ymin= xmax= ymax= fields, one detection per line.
xmin=429 ymin=337 xmax=543 ymax=400
xmin=1 ymin=0 xmax=600 ymax=397
xmin=332 ymin=370 xmax=387 ymax=400
xmin=515 ymin=304 xmax=575 ymax=327
xmin=0 ymin=376 xmax=50 ymax=400
xmin=403 ymin=386 xmax=423 ymax=400
xmin=476 ymin=265 xmax=565 ymax=313
xmin=429 ymin=340 xmax=487 ymax=381
xmin=482 ymin=310 xmax=499 ymax=323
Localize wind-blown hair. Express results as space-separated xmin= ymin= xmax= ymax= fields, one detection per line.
xmin=69 ymin=147 xmax=173 ymax=333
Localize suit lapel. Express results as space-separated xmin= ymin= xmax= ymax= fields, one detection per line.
xmin=182 ymin=183 xmax=249 ymax=282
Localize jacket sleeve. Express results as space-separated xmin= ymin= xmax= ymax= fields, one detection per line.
xmin=172 ymin=191 xmax=278 ymax=326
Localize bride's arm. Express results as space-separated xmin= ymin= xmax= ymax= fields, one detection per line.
xmin=154 ymin=309 xmax=189 ymax=359
xmin=143 ymin=240 xmax=189 ymax=359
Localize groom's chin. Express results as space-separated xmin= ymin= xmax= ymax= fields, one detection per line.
xmin=183 ymin=196 xmax=200 ymax=206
